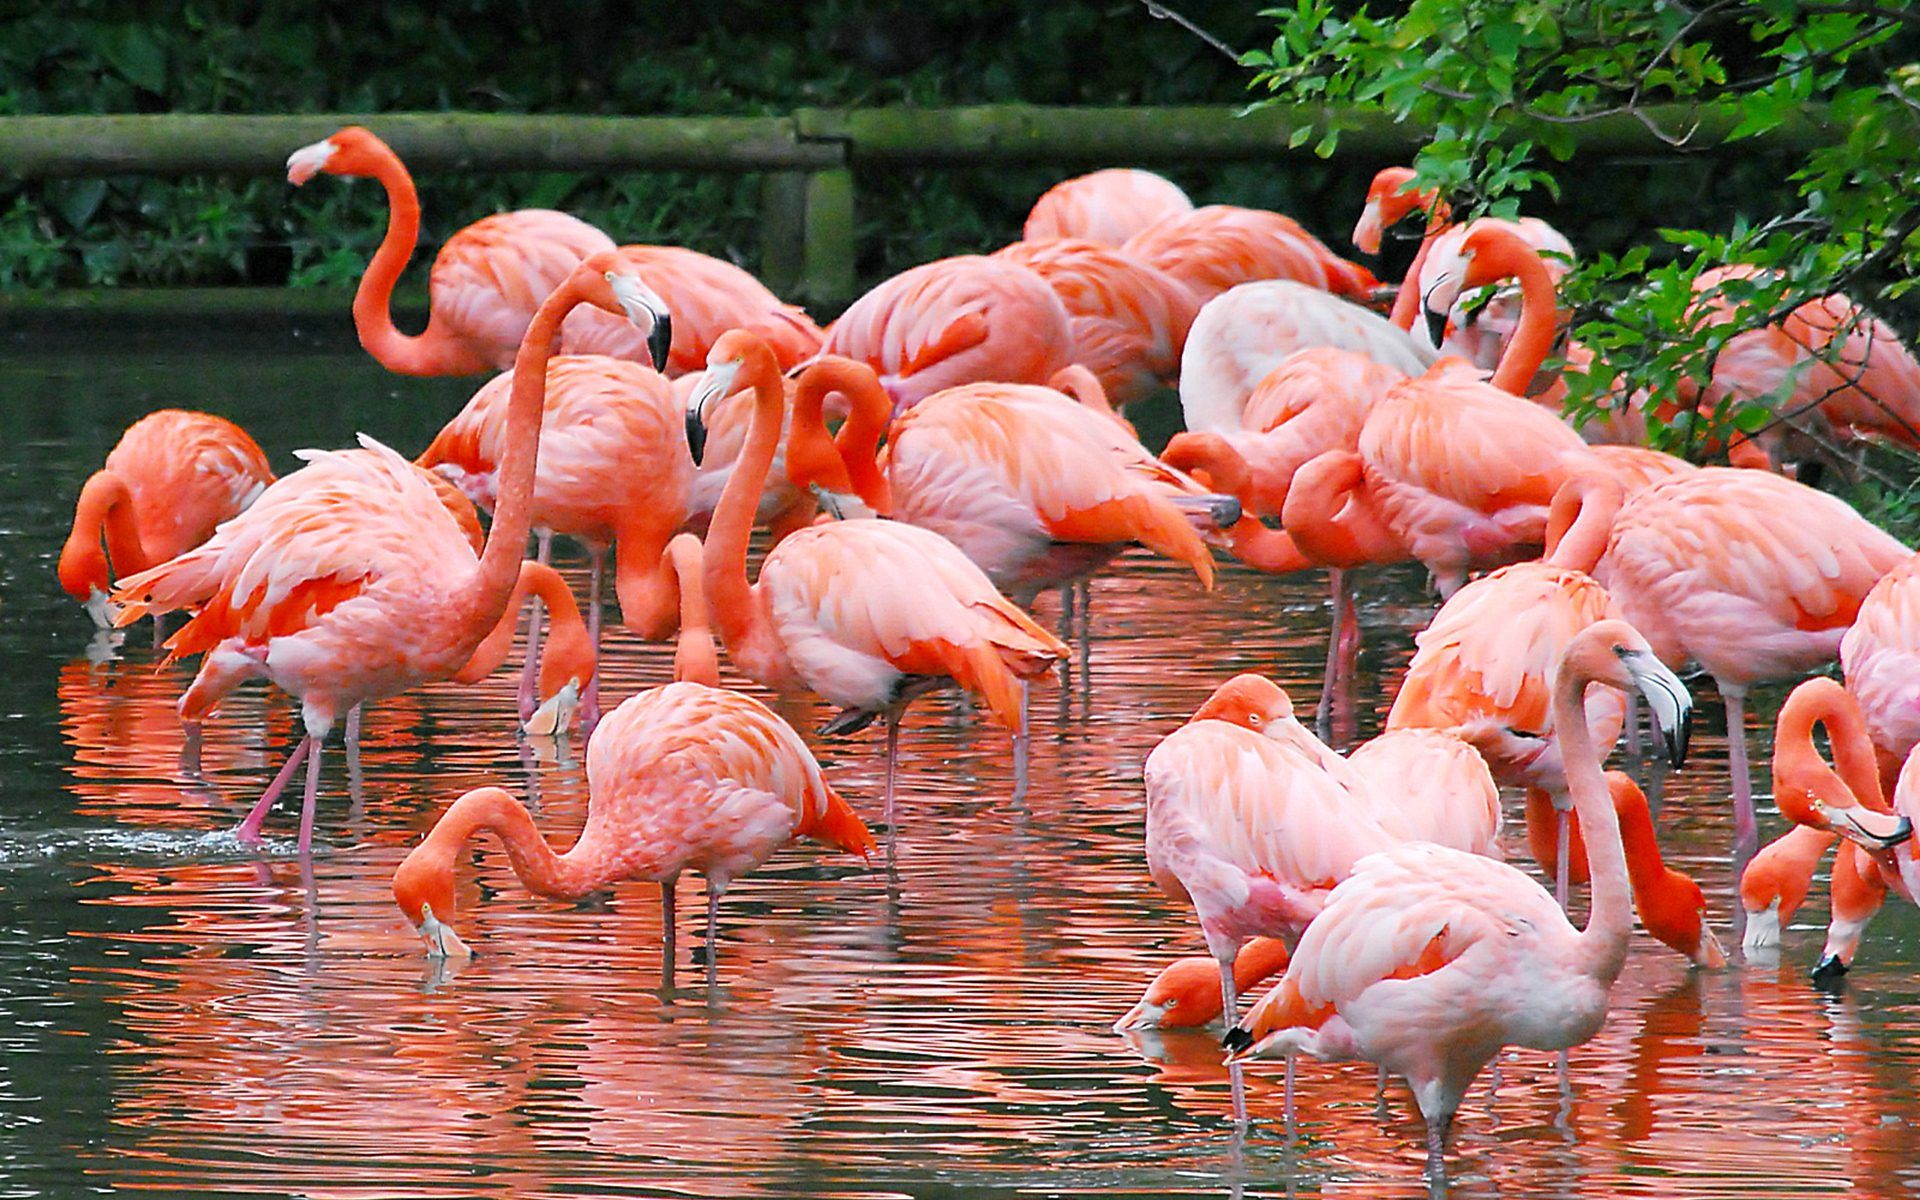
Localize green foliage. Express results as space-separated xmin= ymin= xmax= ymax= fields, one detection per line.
xmin=1248 ymin=0 xmax=1920 ymax=488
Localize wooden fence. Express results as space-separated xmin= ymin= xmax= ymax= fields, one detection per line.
xmin=0 ymin=106 xmax=1836 ymax=304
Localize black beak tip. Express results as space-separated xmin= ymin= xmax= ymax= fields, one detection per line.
xmin=1811 ymin=954 xmax=1850 ymax=986
xmin=1210 ymin=495 xmax=1242 ymax=528
xmin=1666 ymin=713 xmax=1692 ymax=771
xmin=1221 ymin=1026 xmax=1252 ymax=1052
xmin=1888 ymin=815 xmax=1915 ymax=849
xmin=647 ymin=313 xmax=673 ymax=374
xmin=1423 ymin=306 xmax=1449 ymax=348
xmin=685 ymin=409 xmax=707 ymax=466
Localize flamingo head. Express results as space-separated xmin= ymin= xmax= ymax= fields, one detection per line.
xmin=566 ymin=252 xmax=673 ymax=371
xmin=687 ymin=330 xmax=777 ymax=466
xmin=1191 ymin=674 xmax=1293 ymax=734
xmin=286 ymin=125 xmax=389 ymax=185
xmin=392 ymin=841 xmax=472 ymax=960
xmin=1352 ymin=166 xmax=1428 ymax=254
xmin=1774 ymin=679 xmax=1914 ymax=854
xmin=1114 ymin=957 xmax=1222 ymax=1032
xmin=1559 ymin=621 xmax=1692 ymax=769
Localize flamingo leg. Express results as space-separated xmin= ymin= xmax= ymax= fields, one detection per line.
xmin=1555 ymin=803 xmax=1572 ymax=910
xmin=344 ymin=704 xmax=363 ymax=758
xmin=883 ymin=706 xmax=903 ymax=831
xmin=1724 ymin=684 xmax=1758 ymax=859
xmin=515 ymin=530 xmax=552 ymax=723
xmin=660 ymin=874 xmax=677 ymax=992
xmin=1218 ymin=955 xmax=1248 ymax=1127
xmin=295 ymin=736 xmax=324 ymax=856
xmin=1076 ymin=578 xmax=1093 ymax=710
xmin=180 ymin=720 xmax=204 ymax=778
xmin=233 ymin=737 xmax=312 ymax=844
xmin=705 ymin=887 xmax=721 ymax=989
xmin=1283 ymin=1054 xmax=1296 ymax=1132
xmin=151 ymin=612 xmax=167 ymax=651
xmin=583 ymin=544 xmax=605 ymax=736
xmin=1012 ymin=680 xmax=1031 ymax=804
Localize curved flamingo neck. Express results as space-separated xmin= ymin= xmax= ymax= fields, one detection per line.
xmin=1543 ymin=472 xmax=1621 ymax=574
xmin=353 ymin=142 xmax=490 ymax=376
xmin=792 ymin=358 xmax=893 ymax=513
xmin=422 ymin=787 xmax=612 ymax=901
xmin=1775 ymin=681 xmax=1889 ymax=825
xmin=1160 ymin=433 xmax=1310 ymax=573
xmin=59 ymin=470 xmax=146 ymax=597
xmin=704 ymin=343 xmax=790 ymax=682
xmin=1553 ymin=652 xmax=1634 ymax=976
xmin=1281 ymin=452 xmax=1403 ymax=567
xmin=665 ymin=532 xmax=720 ymax=686
xmin=1486 ymin=242 xmax=1560 ymax=395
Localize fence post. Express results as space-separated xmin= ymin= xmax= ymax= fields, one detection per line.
xmin=791 ymin=109 xmax=856 ymax=309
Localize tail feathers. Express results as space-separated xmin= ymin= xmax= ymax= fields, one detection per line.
xmin=969 ymin=598 xmax=1069 ymax=671
xmin=1049 ymin=495 xmax=1216 ymax=588
xmin=902 ymin=312 xmax=991 ymax=376
xmin=1235 ymin=977 xmax=1332 ymax=1056
xmin=111 ymin=549 xmax=220 ymax=627
xmin=799 ymin=785 xmax=878 ymax=862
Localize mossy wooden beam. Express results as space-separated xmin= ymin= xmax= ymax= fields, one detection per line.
xmin=0 ymin=113 xmax=839 ymax=178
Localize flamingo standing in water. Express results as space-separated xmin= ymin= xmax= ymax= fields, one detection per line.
xmin=287 ymin=125 xmax=667 ymax=376
xmin=418 ymin=355 xmax=694 ymax=727
xmin=558 ymin=243 xmax=822 ymax=375
xmin=1226 ymin=621 xmax=1694 ymax=1169
xmin=391 ymin=531 xmax=871 ymax=986
xmin=1023 ymin=168 xmax=1193 ymax=246
xmin=112 ymin=254 xmax=659 ymax=852
xmin=58 ymin=409 xmax=274 ymax=630
xmin=820 ymin=255 xmax=1075 ymax=414
xmin=686 ymin=331 xmax=1068 ymax=825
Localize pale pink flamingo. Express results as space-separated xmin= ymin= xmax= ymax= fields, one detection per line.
xmin=417 ymin=354 xmax=696 ymax=726
xmin=1122 ymin=204 xmax=1377 ymax=307
xmin=1842 ymin=549 xmax=1920 ymax=782
xmin=1225 ymin=621 xmax=1693 ymax=1167
xmin=557 ymin=243 xmax=823 ymax=375
xmin=58 ymin=409 xmax=273 ymax=630
xmin=111 ymin=254 xmax=658 ymax=852
xmin=1548 ymin=467 xmax=1909 ymax=856
xmin=1023 ymin=168 xmax=1194 ymax=246
xmin=686 ymin=331 xmax=1068 ymax=824
xmin=991 ymin=238 xmax=1198 ymax=405
xmin=1115 ymin=937 xmax=1292 ymax=1033
xmin=783 ymin=357 xmax=1224 ymax=601
xmin=820 ymin=255 xmax=1074 ymax=414
xmin=286 ymin=126 xmax=667 ymax=376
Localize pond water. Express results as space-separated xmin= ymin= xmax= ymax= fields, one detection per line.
xmin=2 ymin=325 xmax=1917 ymax=1199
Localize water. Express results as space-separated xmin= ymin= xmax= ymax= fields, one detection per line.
xmin=3 ymin=329 xmax=1919 ymax=1198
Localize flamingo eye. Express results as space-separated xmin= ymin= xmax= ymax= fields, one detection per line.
xmin=1249 ymin=714 xmax=1262 ymax=726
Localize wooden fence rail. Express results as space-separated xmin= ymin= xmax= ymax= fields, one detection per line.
xmin=0 ymin=106 xmax=1837 ymax=304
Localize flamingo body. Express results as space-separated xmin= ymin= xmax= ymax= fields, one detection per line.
xmin=1841 ymin=551 xmax=1920 ymax=770
xmin=1122 ymin=205 xmax=1377 ymax=306
xmin=1023 ymin=168 xmax=1194 ymax=246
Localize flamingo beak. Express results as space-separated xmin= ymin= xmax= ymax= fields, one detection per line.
xmin=606 ymin=274 xmax=673 ymax=373
xmin=84 ymin=588 xmax=122 ymax=631
xmin=522 ymin=679 xmax=580 ymax=738
xmin=1423 ymin=298 xmax=1451 ymax=349
xmin=1826 ymin=803 xmax=1914 ymax=854
xmin=685 ymin=359 xmax=740 ymax=466
xmin=1623 ymin=649 xmax=1691 ymax=768
xmin=1113 ymin=997 xmax=1170 ymax=1034
xmin=418 ymin=904 xmax=474 ymax=961
xmin=286 ymin=138 xmax=336 ymax=186
xmin=1352 ymin=200 xmax=1384 ymax=255
xmin=1693 ymin=924 xmax=1728 ymax=970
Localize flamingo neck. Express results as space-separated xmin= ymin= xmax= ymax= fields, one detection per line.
xmin=422 ymin=787 xmax=612 ymax=902
xmin=1775 ymin=682 xmax=1889 ymax=825
xmin=1489 ymin=245 xmax=1560 ymax=395
xmin=793 ymin=359 xmax=893 ymax=513
xmin=704 ymin=346 xmax=790 ymax=683
xmin=353 ymin=143 xmax=491 ymax=376
xmin=1390 ymin=200 xmax=1452 ymax=332
xmin=1555 ymin=664 xmax=1634 ymax=978
xmin=665 ymin=532 xmax=720 ymax=686
xmin=1281 ymin=451 xmax=1402 ymax=567
xmin=59 ymin=470 xmax=146 ymax=598
xmin=1543 ymin=473 xmax=1621 ymax=575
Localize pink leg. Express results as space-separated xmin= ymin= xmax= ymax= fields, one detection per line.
xmin=1555 ymin=805 xmax=1571 ymax=911
xmin=660 ymin=874 xmax=677 ymax=992
xmin=234 ymin=737 xmax=311 ymax=843
xmin=582 ymin=545 xmax=605 ymax=736
xmin=1012 ymin=681 xmax=1031 ymax=804
xmin=705 ymin=886 xmax=722 ymax=989
xmin=296 ymin=736 xmax=324 ymax=856
xmin=180 ymin=720 xmax=204 ymax=777
xmin=516 ymin=531 xmax=553 ymax=723
xmin=883 ymin=707 xmax=902 ymax=831
xmin=1216 ymin=954 xmax=1249 ymax=1126
xmin=1316 ymin=569 xmax=1347 ymax=741
xmin=1724 ymin=684 xmax=1758 ymax=859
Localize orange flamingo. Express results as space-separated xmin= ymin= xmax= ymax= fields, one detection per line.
xmin=686 ymin=331 xmax=1068 ymax=824
xmin=557 ymin=243 xmax=822 ymax=375
xmin=820 ymin=255 xmax=1074 ymax=414
xmin=418 ymin=354 xmax=695 ymax=726
xmin=991 ymin=238 xmax=1199 ymax=406
xmin=1023 ymin=168 xmax=1193 ymax=246
xmin=58 ymin=409 xmax=273 ymax=630
xmin=112 ymin=253 xmax=657 ymax=852
xmin=449 ymin=558 xmax=598 ymax=736
xmin=1115 ymin=937 xmax=1293 ymax=1032
xmin=783 ymin=357 xmax=1224 ymax=601
xmin=1121 ymin=204 xmax=1377 ymax=307
xmin=390 ymin=529 xmax=870 ymax=986
xmin=1226 ymin=621 xmax=1693 ymax=1168
xmin=1549 ymin=468 xmax=1909 ymax=855
xmin=1738 ymin=826 xmax=1890 ymax=978
xmin=287 ymin=125 xmax=668 ymax=376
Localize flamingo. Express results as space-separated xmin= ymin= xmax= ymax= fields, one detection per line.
xmin=819 ymin=255 xmax=1075 ymax=414
xmin=1114 ymin=937 xmax=1293 ymax=1033
xmin=685 ymin=331 xmax=1068 ymax=825
xmin=991 ymin=238 xmax=1199 ymax=406
xmin=1225 ymin=621 xmax=1693 ymax=1168
xmin=1739 ymin=825 xmax=1890 ymax=979
xmin=1548 ymin=467 xmax=1909 ymax=857
xmin=389 ymin=527 xmax=869 ymax=985
xmin=1023 ymin=168 xmax=1194 ymax=246
xmin=58 ymin=409 xmax=273 ymax=630
xmin=286 ymin=125 xmax=669 ymax=376
xmin=557 ymin=243 xmax=822 ymax=375
xmin=418 ymin=354 xmax=696 ymax=727
xmin=1842 ymin=550 xmax=1920 ymax=782
xmin=1121 ymin=204 xmax=1377 ymax=307
xmin=449 ymin=558 xmax=598 ymax=736
xmin=783 ymin=357 xmax=1226 ymax=601
xmin=111 ymin=253 xmax=659 ymax=852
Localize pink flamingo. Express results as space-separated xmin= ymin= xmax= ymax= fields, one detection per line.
xmin=557 ymin=243 xmax=823 ymax=375
xmin=390 ymin=528 xmax=869 ymax=986
xmin=1549 ymin=468 xmax=1909 ymax=856
xmin=783 ymin=357 xmax=1224 ymax=601
xmin=1121 ymin=204 xmax=1377 ymax=307
xmin=1842 ymin=549 xmax=1920 ymax=782
xmin=112 ymin=254 xmax=658 ymax=852
xmin=287 ymin=125 xmax=669 ymax=375
xmin=417 ymin=354 xmax=696 ymax=726
xmin=1225 ymin=621 xmax=1693 ymax=1168
xmin=58 ymin=409 xmax=273 ymax=630
xmin=1023 ymin=168 xmax=1194 ymax=246
xmin=991 ymin=238 xmax=1199 ymax=406
xmin=686 ymin=331 xmax=1068 ymax=824
xmin=820 ymin=255 xmax=1074 ymax=414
